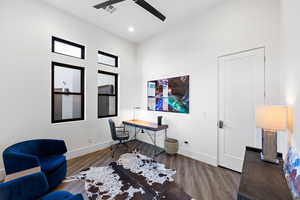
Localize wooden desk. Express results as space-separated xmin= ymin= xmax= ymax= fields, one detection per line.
xmin=238 ymin=147 xmax=292 ymax=200
xmin=123 ymin=120 xmax=168 ymax=131
xmin=123 ymin=120 xmax=168 ymax=157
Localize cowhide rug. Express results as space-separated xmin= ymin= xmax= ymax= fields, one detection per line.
xmin=66 ymin=152 xmax=192 ymax=200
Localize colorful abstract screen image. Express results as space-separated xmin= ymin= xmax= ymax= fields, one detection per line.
xmin=284 ymin=147 xmax=300 ymax=199
xmin=147 ymin=76 xmax=189 ymax=114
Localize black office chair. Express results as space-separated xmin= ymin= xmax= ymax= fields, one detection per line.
xmin=108 ymin=119 xmax=130 ymax=157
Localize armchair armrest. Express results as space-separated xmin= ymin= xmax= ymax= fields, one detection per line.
xmin=3 ymin=152 xmax=40 ymax=175
xmin=0 ymin=172 xmax=49 ymax=200
xmin=38 ymin=139 xmax=67 ymax=156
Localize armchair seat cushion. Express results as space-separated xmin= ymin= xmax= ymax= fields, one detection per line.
xmin=39 ymin=155 xmax=66 ymax=173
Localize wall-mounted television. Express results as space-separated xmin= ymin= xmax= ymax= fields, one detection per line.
xmin=147 ymin=75 xmax=189 ymax=114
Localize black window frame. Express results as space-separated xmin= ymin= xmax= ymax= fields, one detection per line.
xmin=51 ymin=62 xmax=85 ymax=123
xmin=98 ymin=51 xmax=119 ymax=68
xmin=52 ymin=36 xmax=85 ymax=59
xmin=97 ymin=70 xmax=118 ymax=118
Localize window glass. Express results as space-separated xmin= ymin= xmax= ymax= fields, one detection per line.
xmin=98 ymin=71 xmax=118 ymax=118
xmin=97 ymin=73 xmax=116 ymax=95
xmin=52 ymin=62 xmax=84 ymax=123
xmin=54 ymin=66 xmax=81 ymax=93
xmin=54 ymin=94 xmax=82 ymax=121
xmin=98 ymin=51 xmax=118 ymax=67
xmin=52 ymin=37 xmax=85 ymax=59
xmin=98 ymin=96 xmax=116 ymax=117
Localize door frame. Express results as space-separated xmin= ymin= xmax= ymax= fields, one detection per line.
xmin=217 ymin=47 xmax=266 ymax=170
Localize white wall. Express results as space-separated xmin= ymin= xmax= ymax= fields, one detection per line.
xmin=137 ymin=0 xmax=281 ymax=166
xmin=0 ymin=0 xmax=139 ymax=179
xmin=280 ymin=0 xmax=300 ymax=152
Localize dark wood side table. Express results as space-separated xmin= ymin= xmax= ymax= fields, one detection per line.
xmin=238 ymin=147 xmax=293 ymax=200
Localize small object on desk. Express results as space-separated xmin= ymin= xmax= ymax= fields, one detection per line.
xmin=256 ymin=106 xmax=288 ymax=164
xmin=238 ymin=147 xmax=293 ymax=200
xmin=158 ymin=116 xmax=163 ymax=126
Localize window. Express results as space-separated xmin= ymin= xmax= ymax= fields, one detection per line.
xmin=52 ymin=37 xmax=85 ymax=59
xmin=98 ymin=51 xmax=118 ymax=67
xmin=98 ymin=71 xmax=118 ymax=118
xmin=52 ymin=62 xmax=85 ymax=123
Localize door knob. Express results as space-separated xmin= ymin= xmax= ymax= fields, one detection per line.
xmin=218 ymin=120 xmax=224 ymax=129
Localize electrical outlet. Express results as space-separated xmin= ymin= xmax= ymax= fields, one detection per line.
xmin=88 ymin=138 xmax=93 ymax=144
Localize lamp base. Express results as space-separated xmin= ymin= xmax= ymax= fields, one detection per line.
xmin=260 ymin=152 xmax=279 ymax=164
xmin=261 ymin=130 xmax=279 ymax=165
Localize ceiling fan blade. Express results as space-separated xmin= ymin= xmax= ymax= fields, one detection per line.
xmin=134 ymin=0 xmax=166 ymax=22
xmin=94 ymin=0 xmax=126 ymax=9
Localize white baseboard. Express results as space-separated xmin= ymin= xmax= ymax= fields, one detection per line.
xmin=66 ymin=141 xmax=112 ymax=160
xmin=178 ymin=147 xmax=218 ymax=167
xmin=0 ymin=141 xmax=218 ymax=181
xmin=136 ymin=137 xmax=218 ymax=167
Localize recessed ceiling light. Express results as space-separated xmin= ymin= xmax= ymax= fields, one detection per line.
xmin=128 ymin=27 xmax=135 ymax=32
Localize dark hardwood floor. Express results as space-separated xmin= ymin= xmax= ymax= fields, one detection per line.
xmin=55 ymin=140 xmax=240 ymax=200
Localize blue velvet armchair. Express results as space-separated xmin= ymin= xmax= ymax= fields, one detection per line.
xmin=3 ymin=139 xmax=68 ymax=189
xmin=0 ymin=172 xmax=84 ymax=200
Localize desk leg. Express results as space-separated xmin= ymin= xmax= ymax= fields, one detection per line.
xmin=165 ymin=129 xmax=168 ymax=140
xmin=154 ymin=131 xmax=157 ymax=157
xmin=152 ymin=130 xmax=167 ymax=158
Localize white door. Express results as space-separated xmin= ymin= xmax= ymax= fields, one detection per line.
xmin=218 ymin=48 xmax=265 ymax=172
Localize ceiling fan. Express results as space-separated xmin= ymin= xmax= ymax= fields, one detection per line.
xmin=93 ymin=0 xmax=166 ymax=22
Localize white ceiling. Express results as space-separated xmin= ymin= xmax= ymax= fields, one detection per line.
xmin=42 ymin=0 xmax=225 ymax=43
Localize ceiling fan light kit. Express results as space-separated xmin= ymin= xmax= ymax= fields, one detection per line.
xmin=105 ymin=5 xmax=117 ymax=13
xmin=93 ymin=0 xmax=166 ymax=22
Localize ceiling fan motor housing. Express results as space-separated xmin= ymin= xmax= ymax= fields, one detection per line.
xmin=94 ymin=0 xmax=166 ymax=21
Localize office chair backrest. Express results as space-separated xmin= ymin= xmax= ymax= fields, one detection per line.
xmin=108 ymin=119 xmax=118 ymax=141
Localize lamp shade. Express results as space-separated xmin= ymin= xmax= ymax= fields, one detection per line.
xmin=256 ymin=106 xmax=288 ymax=131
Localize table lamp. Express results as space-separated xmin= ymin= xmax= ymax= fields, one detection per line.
xmin=132 ymin=107 xmax=141 ymax=120
xmin=256 ymin=106 xmax=288 ymax=164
